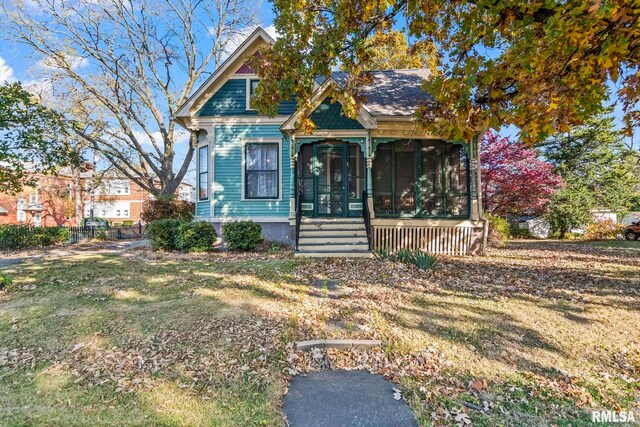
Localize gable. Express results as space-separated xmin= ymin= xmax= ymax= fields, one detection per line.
xmin=309 ymin=99 xmax=365 ymax=130
xmin=194 ymin=78 xmax=297 ymax=117
xmin=175 ymin=27 xmax=277 ymax=123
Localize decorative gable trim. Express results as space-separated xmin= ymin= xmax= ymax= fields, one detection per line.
xmin=280 ymin=78 xmax=376 ymax=131
xmin=175 ymin=27 xmax=275 ymax=125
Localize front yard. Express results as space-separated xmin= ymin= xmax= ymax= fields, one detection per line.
xmin=1 ymin=241 xmax=639 ymax=426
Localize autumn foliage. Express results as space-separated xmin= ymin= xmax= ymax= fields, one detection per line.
xmin=481 ymin=132 xmax=562 ymax=215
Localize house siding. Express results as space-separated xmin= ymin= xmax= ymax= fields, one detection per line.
xmin=196 ymin=201 xmax=210 ymax=218
xmin=311 ymin=99 xmax=364 ymax=129
xmin=213 ymin=124 xmax=289 ymax=218
xmin=195 ymin=79 xmax=297 ymax=117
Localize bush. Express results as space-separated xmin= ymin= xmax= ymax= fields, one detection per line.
xmin=141 ymin=195 xmax=194 ymax=223
xmin=510 ymin=227 xmax=535 ymax=239
xmin=0 ymin=225 xmax=70 ymax=250
xmin=374 ymin=248 xmax=439 ymax=271
xmin=122 ymin=220 xmax=134 ymax=227
xmin=222 ymin=220 xmax=264 ymax=251
xmin=178 ymin=221 xmax=217 ymax=252
xmin=584 ymin=219 xmax=622 ymax=240
xmin=486 ymin=214 xmax=510 ymax=246
xmin=147 ymin=219 xmax=183 ymax=251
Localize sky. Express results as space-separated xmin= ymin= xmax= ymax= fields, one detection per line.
xmin=0 ymin=1 xmax=636 ymax=187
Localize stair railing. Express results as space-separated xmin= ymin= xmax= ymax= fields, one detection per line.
xmin=295 ymin=190 xmax=303 ymax=251
xmin=362 ymin=190 xmax=372 ymax=250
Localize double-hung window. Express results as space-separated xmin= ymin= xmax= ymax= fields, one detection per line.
xmin=198 ymin=145 xmax=209 ymax=200
xmin=245 ymin=143 xmax=279 ymax=199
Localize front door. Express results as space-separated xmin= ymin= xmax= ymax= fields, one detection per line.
xmin=298 ymin=142 xmax=365 ymax=218
xmin=316 ymin=145 xmax=347 ymax=216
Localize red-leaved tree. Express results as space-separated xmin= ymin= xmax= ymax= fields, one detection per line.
xmin=481 ymin=131 xmax=562 ymax=216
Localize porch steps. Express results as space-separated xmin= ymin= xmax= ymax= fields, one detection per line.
xmin=295 ymin=218 xmax=373 ymax=258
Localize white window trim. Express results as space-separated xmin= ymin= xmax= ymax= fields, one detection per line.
xmin=197 ymin=143 xmax=210 ymax=201
xmin=241 ymin=138 xmax=283 ymax=202
xmin=245 ymin=78 xmax=259 ymax=111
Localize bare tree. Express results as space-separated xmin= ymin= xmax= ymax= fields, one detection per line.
xmin=2 ymin=0 xmax=257 ymax=196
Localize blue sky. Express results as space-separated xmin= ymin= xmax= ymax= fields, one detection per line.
xmin=0 ymin=1 xmax=636 ymax=186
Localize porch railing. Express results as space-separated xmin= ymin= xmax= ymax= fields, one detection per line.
xmin=362 ymin=190 xmax=372 ymax=250
xmin=295 ymin=190 xmax=303 ymax=251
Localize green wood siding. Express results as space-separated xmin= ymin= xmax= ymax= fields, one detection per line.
xmin=195 ymin=79 xmax=297 ymax=117
xmin=195 ymin=201 xmax=210 ymax=217
xmin=310 ymin=99 xmax=364 ymax=129
xmin=213 ymin=125 xmax=289 ymax=218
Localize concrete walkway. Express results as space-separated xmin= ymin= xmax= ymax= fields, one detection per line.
xmin=0 ymin=239 xmax=149 ymax=268
xmin=283 ymin=370 xmax=418 ymax=427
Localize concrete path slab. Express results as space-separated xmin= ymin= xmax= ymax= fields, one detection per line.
xmin=283 ymin=370 xmax=418 ymax=427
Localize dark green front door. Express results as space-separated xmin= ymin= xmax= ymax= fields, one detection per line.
xmin=298 ymin=142 xmax=365 ymax=218
xmin=317 ymin=145 xmax=347 ymax=216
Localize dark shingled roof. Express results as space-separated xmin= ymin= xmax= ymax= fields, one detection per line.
xmin=322 ymin=69 xmax=433 ymax=117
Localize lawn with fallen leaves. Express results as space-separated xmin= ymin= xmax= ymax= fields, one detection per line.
xmin=0 ymin=240 xmax=639 ymax=426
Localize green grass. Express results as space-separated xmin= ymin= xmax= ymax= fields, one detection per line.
xmin=1 ymin=242 xmax=639 ymax=426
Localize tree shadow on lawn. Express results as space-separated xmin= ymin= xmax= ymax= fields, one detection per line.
xmin=401 ymin=295 xmax=567 ymax=370
xmin=0 ymin=253 xmax=301 ymax=426
xmin=438 ymin=255 xmax=640 ymax=312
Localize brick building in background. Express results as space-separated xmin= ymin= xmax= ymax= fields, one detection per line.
xmin=0 ymin=172 xmax=78 ymax=227
xmin=84 ymin=173 xmax=194 ymax=224
xmin=0 ymin=169 xmax=194 ymax=226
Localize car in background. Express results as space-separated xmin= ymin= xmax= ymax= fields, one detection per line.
xmin=625 ymin=222 xmax=640 ymax=240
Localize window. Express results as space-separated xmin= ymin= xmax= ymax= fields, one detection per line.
xmin=116 ymin=210 xmax=121 ymax=217
xmin=198 ymin=145 xmax=209 ymax=200
xmin=245 ymin=143 xmax=279 ymax=199
xmin=246 ymin=79 xmax=259 ymax=110
xmin=124 ymin=209 xmax=129 ymax=217
xmin=373 ymin=140 xmax=469 ymax=217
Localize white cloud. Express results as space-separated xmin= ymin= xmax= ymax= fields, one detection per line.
xmin=0 ymin=57 xmax=16 ymax=84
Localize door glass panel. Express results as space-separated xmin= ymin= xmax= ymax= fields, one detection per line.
xmin=297 ymin=144 xmax=314 ymax=212
xmin=317 ymin=147 xmax=345 ymax=216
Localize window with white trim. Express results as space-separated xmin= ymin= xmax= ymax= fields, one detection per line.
xmin=246 ymin=79 xmax=259 ymax=110
xmin=245 ymin=143 xmax=279 ymax=199
xmin=198 ymin=145 xmax=209 ymax=200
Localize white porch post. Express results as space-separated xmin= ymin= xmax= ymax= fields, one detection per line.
xmin=366 ymin=132 xmax=374 ymax=218
xmin=289 ymin=134 xmax=296 ymax=221
xmin=469 ymin=136 xmax=480 ymax=221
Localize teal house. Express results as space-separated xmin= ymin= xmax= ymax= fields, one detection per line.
xmin=175 ymin=28 xmax=486 ymax=257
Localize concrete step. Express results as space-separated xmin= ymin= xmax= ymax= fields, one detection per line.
xmin=299 ymin=236 xmax=368 ymax=245
xmin=299 ymin=229 xmax=368 ymax=238
xmin=301 ymin=217 xmax=364 ymax=224
xmin=294 ymin=250 xmax=373 ymax=258
xmin=300 ymin=223 xmax=366 ymax=231
xmin=298 ymin=243 xmax=370 ymax=252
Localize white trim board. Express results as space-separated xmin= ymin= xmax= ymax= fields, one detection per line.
xmin=209 ymin=216 xmax=290 ymax=223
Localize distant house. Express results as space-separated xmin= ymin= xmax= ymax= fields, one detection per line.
xmin=175 ymin=27 xmax=486 ymax=256
xmin=84 ymin=171 xmax=194 ymax=224
xmin=0 ymin=172 xmax=77 ymax=227
xmin=0 ymin=169 xmax=194 ymax=227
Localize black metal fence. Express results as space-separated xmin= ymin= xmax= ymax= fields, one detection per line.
xmin=67 ymin=223 xmax=145 ymax=243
